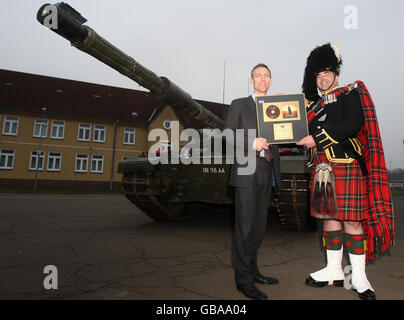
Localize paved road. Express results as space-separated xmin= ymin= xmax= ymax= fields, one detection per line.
xmin=0 ymin=193 xmax=403 ymax=300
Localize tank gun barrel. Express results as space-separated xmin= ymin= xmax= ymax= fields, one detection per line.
xmin=37 ymin=2 xmax=224 ymax=128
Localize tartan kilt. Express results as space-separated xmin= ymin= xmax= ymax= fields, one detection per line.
xmin=310 ymin=152 xmax=368 ymax=221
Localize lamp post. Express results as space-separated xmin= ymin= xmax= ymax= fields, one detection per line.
xmin=34 ymin=107 xmax=47 ymax=191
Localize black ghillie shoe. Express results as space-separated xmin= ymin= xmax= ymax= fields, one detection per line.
xmin=305 ymin=276 xmax=344 ymax=287
xmin=353 ymin=289 xmax=376 ymax=300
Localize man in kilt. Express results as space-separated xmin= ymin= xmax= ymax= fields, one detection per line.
xmin=297 ymin=43 xmax=395 ymax=300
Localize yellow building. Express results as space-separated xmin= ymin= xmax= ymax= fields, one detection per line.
xmin=0 ymin=69 xmax=224 ymax=191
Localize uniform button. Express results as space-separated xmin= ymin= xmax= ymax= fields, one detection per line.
xmin=317 ymin=126 xmax=321 ymax=129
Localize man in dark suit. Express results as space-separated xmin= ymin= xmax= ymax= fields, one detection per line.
xmin=225 ymin=63 xmax=281 ymax=300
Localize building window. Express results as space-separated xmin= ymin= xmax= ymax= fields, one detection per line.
xmin=0 ymin=149 xmax=15 ymax=169
xmin=47 ymin=152 xmax=62 ymax=171
xmin=33 ymin=119 xmax=48 ymax=138
xmin=78 ymin=123 xmax=91 ymax=141
xmin=2 ymin=116 xmax=19 ymax=136
xmin=124 ymin=128 xmax=136 ymax=145
xmin=75 ymin=154 xmax=88 ymax=172
xmin=93 ymin=125 xmax=106 ymax=143
xmin=29 ymin=151 xmax=45 ymax=171
xmin=91 ymin=155 xmax=104 ymax=173
xmin=51 ymin=120 xmax=65 ymax=139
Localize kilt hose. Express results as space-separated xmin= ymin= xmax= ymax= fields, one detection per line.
xmin=310 ymin=151 xmax=368 ymax=221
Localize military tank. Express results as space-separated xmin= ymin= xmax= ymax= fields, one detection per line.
xmin=37 ymin=2 xmax=314 ymax=231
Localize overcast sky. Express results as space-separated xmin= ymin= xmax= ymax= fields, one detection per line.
xmin=1 ymin=0 xmax=403 ymax=169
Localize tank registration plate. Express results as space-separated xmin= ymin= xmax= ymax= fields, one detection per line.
xmin=202 ymin=167 xmax=226 ymax=174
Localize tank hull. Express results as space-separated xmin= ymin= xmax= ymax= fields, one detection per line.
xmin=118 ymin=154 xmax=315 ymax=231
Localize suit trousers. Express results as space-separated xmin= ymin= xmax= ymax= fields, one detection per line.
xmin=231 ymin=157 xmax=273 ymax=285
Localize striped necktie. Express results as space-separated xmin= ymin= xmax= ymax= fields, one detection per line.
xmin=264 ymin=146 xmax=272 ymax=161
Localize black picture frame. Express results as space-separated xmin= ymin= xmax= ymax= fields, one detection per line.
xmin=255 ymin=93 xmax=308 ymax=144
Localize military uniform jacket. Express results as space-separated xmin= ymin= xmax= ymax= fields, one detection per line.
xmin=307 ymin=87 xmax=365 ymax=167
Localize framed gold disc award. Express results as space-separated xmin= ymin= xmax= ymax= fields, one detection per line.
xmin=255 ymin=93 xmax=308 ymax=144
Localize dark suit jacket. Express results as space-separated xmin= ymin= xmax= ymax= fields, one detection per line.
xmin=224 ymin=95 xmax=281 ymax=188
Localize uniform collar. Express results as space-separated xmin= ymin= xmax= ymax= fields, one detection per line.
xmin=322 ymin=86 xmax=339 ymax=96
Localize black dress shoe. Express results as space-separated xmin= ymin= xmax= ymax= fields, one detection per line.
xmin=305 ymin=276 xmax=344 ymax=287
xmin=353 ymin=289 xmax=376 ymax=300
xmin=254 ymin=274 xmax=279 ymax=285
xmin=236 ymin=283 xmax=268 ymax=300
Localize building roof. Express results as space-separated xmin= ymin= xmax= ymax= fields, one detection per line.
xmin=0 ymin=69 xmax=226 ymax=128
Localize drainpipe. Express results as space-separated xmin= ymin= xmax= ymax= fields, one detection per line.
xmin=34 ymin=107 xmax=47 ymax=191
xmin=110 ymin=120 xmax=118 ymax=191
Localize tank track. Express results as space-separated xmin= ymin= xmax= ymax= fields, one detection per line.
xmin=121 ymin=172 xmax=228 ymax=222
xmin=122 ymin=169 xmax=314 ymax=231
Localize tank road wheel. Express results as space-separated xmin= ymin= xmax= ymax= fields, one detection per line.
xmin=274 ymin=173 xmax=316 ymax=231
xmin=165 ymin=202 xmax=219 ymax=221
xmin=166 ymin=201 xmax=186 ymax=221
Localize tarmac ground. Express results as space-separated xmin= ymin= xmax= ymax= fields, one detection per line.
xmin=0 ymin=193 xmax=403 ymax=300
